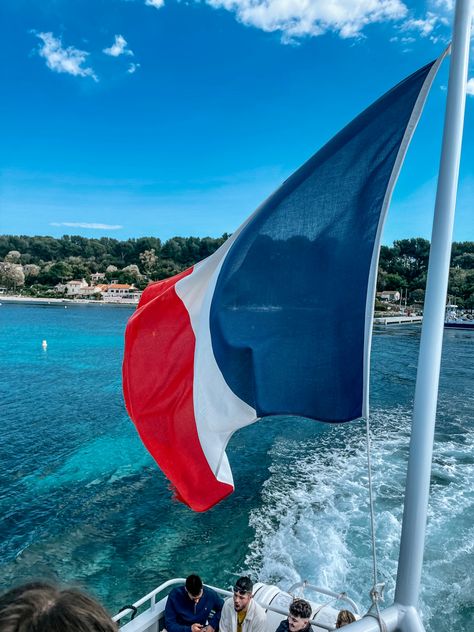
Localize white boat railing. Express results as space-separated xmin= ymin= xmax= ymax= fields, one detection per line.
xmin=113 ymin=578 xmax=186 ymax=623
xmin=114 ymin=579 xmax=359 ymax=631
xmin=287 ymin=582 xmax=360 ymax=615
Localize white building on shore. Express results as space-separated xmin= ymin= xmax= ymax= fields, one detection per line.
xmin=101 ymin=283 xmax=141 ymax=302
xmin=377 ymin=290 xmax=401 ymax=302
xmin=55 ymin=279 xmax=97 ymax=297
xmin=90 ymin=272 xmax=106 ymax=283
xmin=55 ymin=279 xmax=141 ymax=302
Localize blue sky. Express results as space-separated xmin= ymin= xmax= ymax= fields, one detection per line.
xmin=1 ymin=0 xmax=473 ymax=245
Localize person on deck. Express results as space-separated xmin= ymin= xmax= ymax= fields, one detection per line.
xmin=275 ymin=599 xmax=312 ymax=632
xmin=335 ymin=609 xmax=356 ymax=628
xmin=165 ymin=575 xmax=224 ymax=632
xmin=219 ymin=577 xmax=266 ymax=632
xmin=0 ymin=581 xmax=117 ymax=631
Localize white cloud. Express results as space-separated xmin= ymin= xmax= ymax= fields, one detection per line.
xmin=103 ymin=34 xmax=134 ymax=57
xmin=432 ymin=0 xmax=453 ymax=10
xmin=401 ymin=11 xmax=439 ymax=36
xmin=34 ymin=32 xmax=98 ymax=81
xmin=390 ymin=35 xmax=415 ymax=43
xmin=50 ymin=222 xmax=123 ymax=229
xmin=201 ymin=0 xmax=408 ymax=41
xmin=467 ymin=78 xmax=474 ymax=96
xmin=127 ymin=62 xmax=141 ymax=74
xmin=145 ymin=0 xmax=165 ymax=8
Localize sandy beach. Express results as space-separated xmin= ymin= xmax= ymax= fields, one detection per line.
xmin=0 ymin=295 xmax=138 ymax=307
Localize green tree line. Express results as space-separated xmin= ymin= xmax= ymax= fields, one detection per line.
xmin=0 ymin=234 xmax=229 ymax=292
xmin=0 ymin=235 xmax=473 ymax=307
xmin=377 ymin=238 xmax=474 ymax=309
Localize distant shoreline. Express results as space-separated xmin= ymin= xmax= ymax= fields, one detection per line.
xmin=0 ymin=295 xmax=137 ymax=308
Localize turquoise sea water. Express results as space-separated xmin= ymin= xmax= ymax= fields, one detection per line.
xmin=0 ymin=303 xmax=472 ymax=631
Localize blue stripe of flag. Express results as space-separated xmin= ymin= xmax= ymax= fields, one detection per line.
xmin=210 ymin=61 xmax=435 ymax=422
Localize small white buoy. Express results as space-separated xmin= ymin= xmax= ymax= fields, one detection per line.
xmin=42 ymin=340 xmax=48 ymax=350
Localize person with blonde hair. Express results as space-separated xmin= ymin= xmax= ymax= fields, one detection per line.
xmin=335 ymin=609 xmax=356 ymax=628
xmin=0 ymin=581 xmax=117 ymax=632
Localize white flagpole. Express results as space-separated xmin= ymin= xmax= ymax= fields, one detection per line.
xmin=347 ymin=4 xmax=472 ymax=630
xmin=395 ymin=0 xmax=472 ymax=614
xmin=316 ymin=4 xmax=471 ymax=630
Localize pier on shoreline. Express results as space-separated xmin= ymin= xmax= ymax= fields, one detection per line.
xmin=374 ymin=315 xmax=423 ymax=325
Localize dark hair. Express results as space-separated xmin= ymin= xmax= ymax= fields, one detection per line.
xmin=289 ymin=599 xmax=312 ymax=620
xmin=0 ymin=582 xmax=117 ymax=632
xmin=335 ymin=609 xmax=356 ymax=628
xmin=234 ymin=577 xmax=253 ymax=593
xmin=185 ymin=575 xmax=203 ymax=597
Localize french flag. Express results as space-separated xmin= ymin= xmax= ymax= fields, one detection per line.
xmin=123 ymin=56 xmax=443 ymax=511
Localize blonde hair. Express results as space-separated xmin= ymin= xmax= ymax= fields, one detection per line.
xmin=335 ymin=609 xmax=356 ymax=628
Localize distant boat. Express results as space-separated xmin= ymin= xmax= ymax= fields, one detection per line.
xmin=444 ymin=304 xmax=474 ymax=330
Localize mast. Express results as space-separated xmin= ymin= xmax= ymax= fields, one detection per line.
xmin=348 ymin=2 xmax=471 ymax=631
xmin=394 ymin=0 xmax=472 ymax=617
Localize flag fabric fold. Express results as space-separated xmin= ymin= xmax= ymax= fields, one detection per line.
xmin=123 ymin=56 xmax=443 ymax=511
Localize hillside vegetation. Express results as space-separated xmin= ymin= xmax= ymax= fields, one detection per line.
xmin=0 ymin=235 xmax=473 ymax=308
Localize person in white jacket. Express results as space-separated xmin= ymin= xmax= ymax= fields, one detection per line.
xmin=219 ymin=577 xmax=266 ymax=632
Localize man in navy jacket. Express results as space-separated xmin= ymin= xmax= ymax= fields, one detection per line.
xmin=165 ymin=575 xmax=224 ymax=632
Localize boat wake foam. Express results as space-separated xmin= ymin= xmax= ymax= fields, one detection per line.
xmin=244 ymin=406 xmax=474 ymax=632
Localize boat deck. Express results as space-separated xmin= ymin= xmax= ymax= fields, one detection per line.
xmin=114 ymin=579 xmax=359 ymax=632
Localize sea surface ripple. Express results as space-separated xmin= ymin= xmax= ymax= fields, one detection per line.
xmin=0 ymin=304 xmax=472 ymax=631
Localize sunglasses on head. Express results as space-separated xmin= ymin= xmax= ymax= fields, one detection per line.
xmin=233 ymin=588 xmax=250 ymax=596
